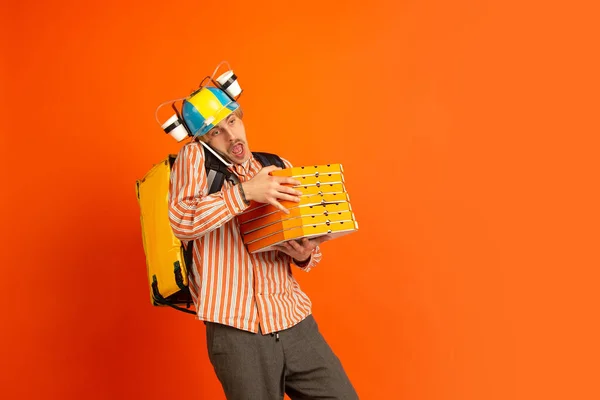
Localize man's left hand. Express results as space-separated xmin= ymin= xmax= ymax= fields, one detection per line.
xmin=273 ymin=235 xmax=332 ymax=263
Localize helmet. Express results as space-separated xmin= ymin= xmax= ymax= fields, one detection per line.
xmin=156 ymin=61 xmax=243 ymax=142
xmin=182 ymin=87 xmax=239 ymax=138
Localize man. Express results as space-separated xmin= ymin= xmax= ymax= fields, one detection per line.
xmin=168 ymin=86 xmax=357 ymax=399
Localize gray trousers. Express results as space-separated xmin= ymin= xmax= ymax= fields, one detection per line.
xmin=205 ymin=314 xmax=358 ymax=400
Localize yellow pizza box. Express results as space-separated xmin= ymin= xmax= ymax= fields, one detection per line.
xmin=270 ymin=164 xmax=344 ymax=178
xmin=242 ymin=210 xmax=355 ymax=243
xmin=296 ymin=182 xmax=345 ymax=196
xmin=238 ymin=192 xmax=351 ymax=224
xmin=246 ymin=220 xmax=359 ymax=253
xmin=292 ymin=172 xmax=344 ymax=187
xmin=239 ymin=202 xmax=353 ymax=235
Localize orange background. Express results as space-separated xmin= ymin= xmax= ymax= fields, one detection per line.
xmin=2 ymin=0 xmax=600 ymax=399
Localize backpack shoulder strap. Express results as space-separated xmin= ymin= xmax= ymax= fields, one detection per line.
xmin=180 ymin=145 xmax=238 ymax=299
xmin=204 ymin=145 xmax=239 ymax=194
xmin=252 ymin=152 xmax=286 ymax=169
xmin=168 ymin=154 xmax=177 ymax=168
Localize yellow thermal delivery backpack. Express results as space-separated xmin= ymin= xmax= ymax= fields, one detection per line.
xmin=136 ymin=155 xmax=195 ymax=314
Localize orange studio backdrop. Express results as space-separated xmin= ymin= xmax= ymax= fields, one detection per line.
xmin=2 ymin=0 xmax=600 ymax=399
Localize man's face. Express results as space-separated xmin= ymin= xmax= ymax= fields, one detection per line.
xmin=203 ymin=112 xmax=250 ymax=164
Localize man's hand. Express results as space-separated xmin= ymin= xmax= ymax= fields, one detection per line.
xmin=273 ymin=235 xmax=333 ymax=262
xmin=241 ymin=166 xmax=303 ymax=214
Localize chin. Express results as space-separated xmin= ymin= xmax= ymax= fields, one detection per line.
xmin=231 ymin=154 xmax=250 ymax=164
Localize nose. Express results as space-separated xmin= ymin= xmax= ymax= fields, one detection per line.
xmin=222 ymin=126 xmax=237 ymax=141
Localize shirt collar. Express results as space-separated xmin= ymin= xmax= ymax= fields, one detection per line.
xmin=231 ymin=154 xmax=254 ymax=176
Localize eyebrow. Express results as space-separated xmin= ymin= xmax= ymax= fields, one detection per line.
xmin=210 ymin=115 xmax=234 ymax=134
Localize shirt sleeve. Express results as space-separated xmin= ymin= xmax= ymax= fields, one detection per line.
xmin=291 ymin=247 xmax=322 ymax=272
xmin=280 ymin=157 xmax=324 ymax=272
xmin=168 ymin=142 xmax=250 ymax=241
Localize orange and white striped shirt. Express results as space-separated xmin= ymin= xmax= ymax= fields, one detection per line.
xmin=168 ymin=142 xmax=322 ymax=334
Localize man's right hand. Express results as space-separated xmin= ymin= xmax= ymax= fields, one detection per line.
xmin=241 ymin=166 xmax=302 ymax=214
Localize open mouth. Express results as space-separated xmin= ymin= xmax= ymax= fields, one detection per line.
xmin=231 ymin=142 xmax=244 ymax=157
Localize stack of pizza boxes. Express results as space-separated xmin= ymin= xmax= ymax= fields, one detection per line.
xmin=238 ymin=164 xmax=359 ymax=253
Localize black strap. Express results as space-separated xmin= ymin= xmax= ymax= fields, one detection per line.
xmin=173 ymin=261 xmax=187 ymax=290
xmin=151 ymin=275 xmax=195 ymax=315
xmin=204 ymin=148 xmax=240 ymax=194
xmin=168 ymin=154 xmax=177 ymax=168
xmin=253 ymin=152 xmax=285 ymax=169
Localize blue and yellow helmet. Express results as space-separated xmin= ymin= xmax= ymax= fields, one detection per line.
xmin=182 ymin=87 xmax=239 ymax=138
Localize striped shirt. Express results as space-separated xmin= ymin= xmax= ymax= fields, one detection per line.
xmin=168 ymin=142 xmax=322 ymax=334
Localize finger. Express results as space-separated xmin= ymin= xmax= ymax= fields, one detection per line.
xmin=300 ymin=238 xmax=314 ymax=250
xmin=277 ymin=186 xmax=303 ymax=197
xmin=274 ymin=176 xmax=302 ymax=186
xmin=275 ymin=242 xmax=294 ymax=255
xmin=287 ymin=239 xmax=305 ymax=253
xmin=262 ymin=165 xmax=282 ymax=175
xmin=292 ymin=238 xmax=313 ymax=252
xmin=321 ymin=234 xmax=334 ymax=243
xmin=272 ymin=193 xmax=301 ymax=203
xmin=267 ymin=198 xmax=290 ymax=214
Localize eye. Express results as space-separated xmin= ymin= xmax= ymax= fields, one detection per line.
xmin=210 ymin=129 xmax=220 ymax=137
xmin=228 ymin=117 xmax=236 ymax=125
